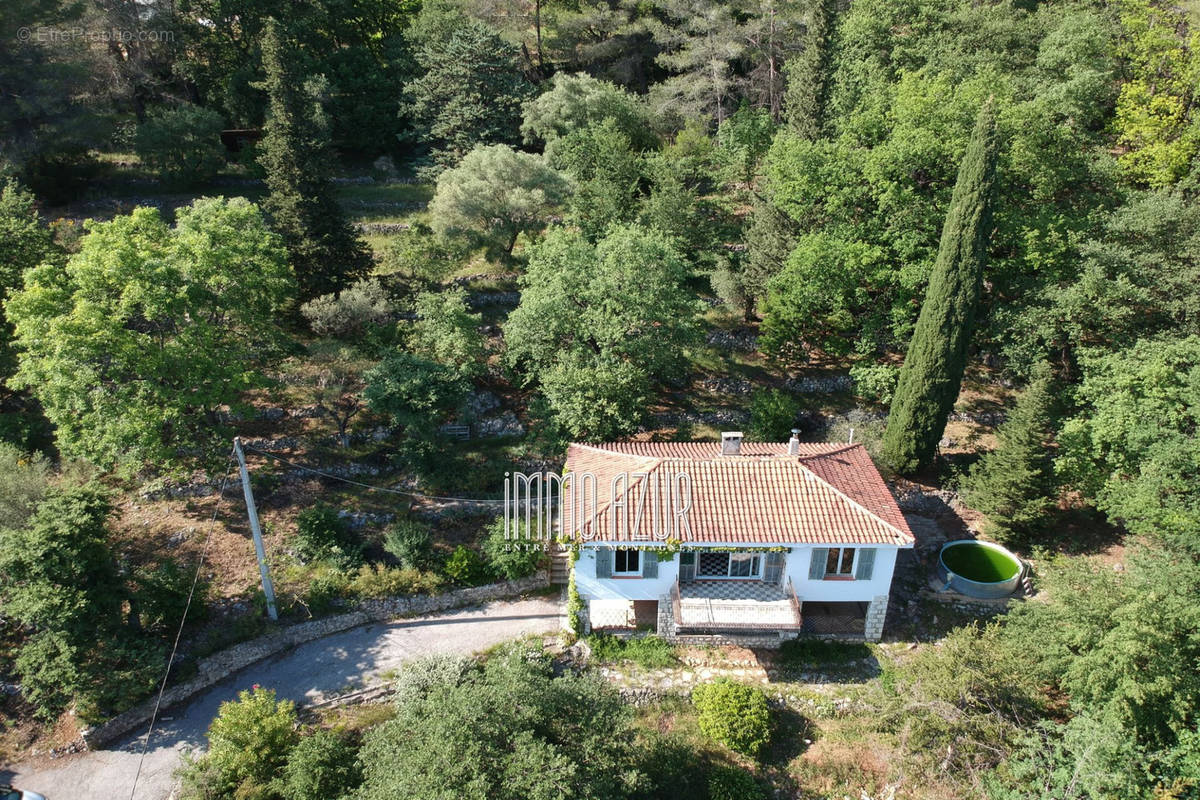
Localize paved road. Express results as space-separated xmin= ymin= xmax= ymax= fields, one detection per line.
xmin=2 ymin=596 xmax=562 ymax=800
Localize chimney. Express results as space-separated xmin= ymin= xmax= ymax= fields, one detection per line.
xmin=720 ymin=431 xmax=743 ymax=455
xmin=788 ymin=429 xmax=800 ymax=456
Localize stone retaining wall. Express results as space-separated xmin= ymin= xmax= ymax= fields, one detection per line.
xmin=81 ymin=573 xmax=549 ymax=749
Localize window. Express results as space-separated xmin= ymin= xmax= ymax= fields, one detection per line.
xmin=613 ymin=548 xmax=641 ymax=576
xmin=825 ymin=547 xmax=856 ymax=578
xmin=696 ymin=551 xmax=762 ymax=579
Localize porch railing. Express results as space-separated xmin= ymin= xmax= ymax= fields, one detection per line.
xmin=785 ymin=578 xmax=803 ymax=628
xmin=671 ymin=577 xmax=682 ymax=627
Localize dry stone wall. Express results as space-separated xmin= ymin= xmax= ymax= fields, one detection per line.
xmin=81 ymin=573 xmax=548 ymax=749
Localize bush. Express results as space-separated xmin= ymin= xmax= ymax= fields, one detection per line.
xmin=383 ymin=519 xmax=434 ymax=570
xmin=295 ymin=505 xmax=361 ymax=567
xmin=481 ymin=517 xmax=544 ymax=580
xmin=692 ymin=679 xmax=771 ymax=758
xmin=586 ymin=633 xmax=679 ymax=668
xmin=300 ymin=278 xmax=394 ymax=338
xmin=131 ymin=558 xmax=209 ymax=632
xmin=346 ymin=564 xmax=442 ymax=599
xmin=201 ymin=686 xmax=299 ymax=794
xmin=706 ymin=764 xmax=764 ymax=800
xmin=302 ymin=568 xmax=351 ymax=614
xmin=748 ymin=389 xmax=802 ymax=442
xmin=378 ymin=222 xmax=466 ymax=282
xmin=849 ymin=362 xmax=899 ymax=406
xmin=134 ymin=106 xmax=226 ymax=185
xmin=280 ymin=729 xmax=362 ymax=800
xmin=391 ymin=654 xmax=477 ymax=706
xmin=443 ymin=545 xmax=492 ymax=586
xmin=0 ymin=442 xmax=51 ymax=530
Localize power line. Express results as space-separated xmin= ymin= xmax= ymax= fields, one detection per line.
xmin=127 ymin=452 xmax=236 ymax=800
xmin=241 ymin=444 xmax=507 ymax=505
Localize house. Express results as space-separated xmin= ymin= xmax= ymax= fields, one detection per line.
xmin=562 ymin=432 xmax=915 ymax=644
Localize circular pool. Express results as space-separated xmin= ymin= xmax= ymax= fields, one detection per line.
xmin=936 ymin=540 xmax=1023 ymax=599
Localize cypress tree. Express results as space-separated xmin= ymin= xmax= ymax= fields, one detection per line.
xmin=258 ymin=18 xmax=372 ymax=300
xmin=882 ymin=99 xmax=999 ymax=473
xmin=783 ymin=0 xmax=836 ymax=139
xmin=961 ymin=362 xmax=1057 ymax=543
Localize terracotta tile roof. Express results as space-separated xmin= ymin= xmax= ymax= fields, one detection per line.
xmin=563 ymin=441 xmax=914 ymax=547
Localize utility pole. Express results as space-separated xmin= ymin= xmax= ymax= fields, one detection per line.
xmin=233 ymin=437 xmax=279 ymax=621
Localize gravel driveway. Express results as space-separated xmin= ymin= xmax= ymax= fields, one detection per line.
xmin=2 ymin=595 xmax=562 ymax=800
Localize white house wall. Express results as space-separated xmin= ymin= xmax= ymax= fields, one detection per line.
xmin=576 ymin=544 xmax=901 ymax=604
xmin=575 ymin=548 xmax=679 ymax=601
xmin=785 ymin=545 xmax=901 ymax=603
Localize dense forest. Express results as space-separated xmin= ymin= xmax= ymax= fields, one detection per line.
xmin=1 ymin=0 xmax=1199 ymax=797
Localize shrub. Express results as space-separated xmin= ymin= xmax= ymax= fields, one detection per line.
xmin=346 ymin=564 xmax=442 ymax=599
xmin=131 ymin=558 xmax=209 ymax=632
xmin=295 ymin=505 xmax=361 ymax=567
xmin=202 ymin=687 xmax=299 ymax=793
xmin=280 ymin=729 xmax=362 ymax=800
xmin=692 ymin=679 xmax=771 ymax=758
xmin=378 ymin=222 xmax=466 ymax=282
xmin=706 ymin=764 xmax=764 ymax=800
xmin=850 ymin=362 xmax=899 ymax=406
xmin=302 ymin=568 xmax=351 ymax=614
xmin=300 ymin=278 xmax=394 ymax=338
xmin=0 ymin=442 xmax=51 ymax=530
xmin=383 ymin=519 xmax=434 ymax=570
xmin=443 ymin=545 xmax=492 ymax=586
xmin=748 ymin=389 xmax=802 ymax=442
xmin=481 ymin=517 xmax=543 ymax=580
xmin=586 ymin=633 xmax=678 ymax=668
xmin=391 ymin=654 xmax=477 ymax=706
xmin=134 ymin=106 xmax=226 ymax=185
xmin=566 ymin=560 xmax=585 ymax=637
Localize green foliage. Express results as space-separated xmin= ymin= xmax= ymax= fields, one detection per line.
xmin=504 ymin=224 xmax=699 ymax=438
xmin=0 ymin=442 xmax=51 ymax=530
xmin=356 ymin=647 xmax=657 ymax=799
xmin=962 ymin=363 xmax=1057 ymax=543
xmin=202 ymin=686 xmax=299 ymax=795
xmin=131 ymin=559 xmax=209 ymax=633
xmin=706 ymin=764 xmax=764 ymax=800
xmin=566 ymin=559 xmax=585 ymax=637
xmin=390 ymin=653 xmax=475 ymax=706
xmin=134 ymin=106 xmax=226 ymax=185
xmin=778 ymin=638 xmax=873 ymax=669
xmin=849 ymin=362 xmax=899 ymax=406
xmin=429 ymin=144 xmax=570 ymax=256
xmin=0 ymin=486 xmax=165 ymax=720
xmin=881 ymin=621 xmax=1046 ymax=781
xmin=258 ymin=18 xmax=372 ymax=299
xmin=300 ymin=279 xmax=394 ymax=338
xmin=379 ymin=222 xmax=468 ymax=282
xmin=586 ymin=633 xmax=678 ymax=668
xmin=747 ymin=389 xmax=801 ymax=442
xmin=692 ymin=679 xmax=771 ymax=758
xmin=551 ymin=120 xmax=646 ymax=240
xmin=404 ymin=20 xmax=535 ymax=170
xmin=443 ymin=545 xmax=491 ymax=586
xmin=295 ymin=505 xmax=362 ymax=568
xmin=1112 ymin=0 xmax=1200 ymax=187
xmin=363 ymin=351 xmax=468 ymax=434
xmin=987 ymin=544 xmax=1200 ymax=795
xmin=1055 ymin=336 xmax=1200 ymax=548
xmin=346 ymin=563 xmax=442 ymax=600
xmin=521 ymin=72 xmax=655 ymax=158
xmin=279 ymin=729 xmax=361 ymax=800
xmin=481 ymin=517 xmax=543 ymax=580
xmin=411 ymin=288 xmax=485 ymax=379
xmin=383 ymin=519 xmax=434 ymax=570
xmin=883 ymin=99 xmax=999 ymax=474
xmin=716 ymin=104 xmax=775 ymax=185
xmin=6 ymin=197 xmax=293 ymax=471
xmin=783 ymin=0 xmax=836 ymax=138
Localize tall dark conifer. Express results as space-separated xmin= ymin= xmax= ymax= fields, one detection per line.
xmin=258 ymin=18 xmax=372 ymax=300
xmin=783 ymin=0 xmax=836 ymax=139
xmin=882 ymin=99 xmax=999 ymax=473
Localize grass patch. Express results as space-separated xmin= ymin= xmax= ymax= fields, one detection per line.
xmin=587 ymin=632 xmax=679 ymax=668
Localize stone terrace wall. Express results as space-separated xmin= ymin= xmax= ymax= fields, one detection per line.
xmin=82 ymin=573 xmax=549 ymax=749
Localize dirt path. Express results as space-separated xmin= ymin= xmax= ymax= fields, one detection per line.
xmin=2 ymin=596 xmax=562 ymax=800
